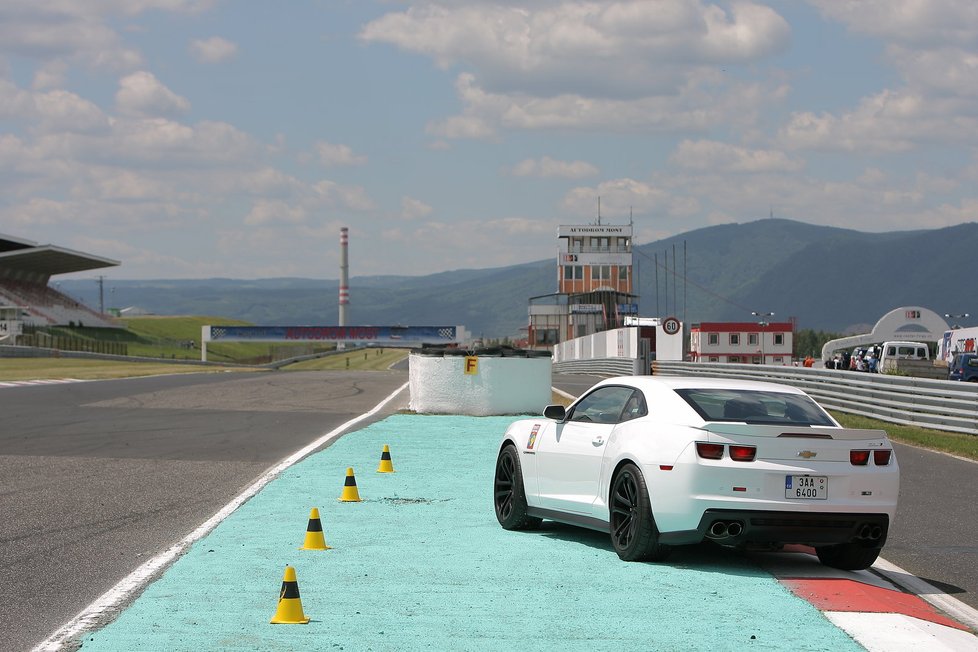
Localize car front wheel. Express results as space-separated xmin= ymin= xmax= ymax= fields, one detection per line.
xmin=493 ymin=445 xmax=541 ymax=531
xmin=815 ymin=543 xmax=881 ymax=571
xmin=609 ymin=463 xmax=670 ymax=562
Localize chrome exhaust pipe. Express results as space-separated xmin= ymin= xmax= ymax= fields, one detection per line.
xmin=870 ymin=526 xmax=883 ymax=541
xmin=709 ymin=521 xmax=728 ymax=537
xmin=859 ymin=524 xmax=873 ymax=539
xmin=726 ymin=521 xmax=743 ymax=537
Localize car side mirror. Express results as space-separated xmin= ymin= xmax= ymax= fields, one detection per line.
xmin=543 ymin=404 xmax=566 ymax=421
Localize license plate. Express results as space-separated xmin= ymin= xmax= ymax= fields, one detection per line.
xmin=785 ymin=475 xmax=827 ymax=499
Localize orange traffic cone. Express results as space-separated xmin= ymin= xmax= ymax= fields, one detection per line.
xmin=339 ymin=467 xmax=361 ymax=502
xmin=299 ymin=507 xmax=331 ymax=550
xmin=376 ymin=444 xmax=395 ymax=473
xmin=270 ymin=565 xmax=310 ymax=624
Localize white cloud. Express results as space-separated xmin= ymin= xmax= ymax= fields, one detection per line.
xmin=779 ymin=89 xmax=978 ymax=152
xmin=115 ymin=71 xmax=191 ymax=117
xmin=361 ymin=1 xmax=789 ymax=97
xmin=245 ymin=199 xmax=307 ymax=226
xmin=400 ymin=196 xmax=433 ymax=220
xmin=561 ymin=177 xmax=699 ymax=220
xmin=315 ymin=141 xmax=367 ymax=167
xmin=808 ymin=0 xmax=978 ymax=47
xmin=312 ymin=180 xmax=376 ymax=212
xmin=33 ymin=89 xmax=111 ymax=134
xmin=510 ymin=156 xmax=599 ymax=178
xmin=189 ymin=36 xmax=238 ymax=63
xmin=671 ymin=140 xmax=804 ymax=173
xmin=425 ymin=112 xmax=495 ymax=141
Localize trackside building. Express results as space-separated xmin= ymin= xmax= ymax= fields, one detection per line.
xmin=690 ymin=321 xmax=794 ymax=364
xmin=528 ymin=223 xmax=638 ymax=347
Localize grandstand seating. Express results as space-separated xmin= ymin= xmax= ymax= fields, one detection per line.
xmin=0 ymin=280 xmax=118 ymax=328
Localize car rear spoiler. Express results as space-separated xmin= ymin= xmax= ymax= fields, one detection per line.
xmin=700 ymin=423 xmax=889 ymax=441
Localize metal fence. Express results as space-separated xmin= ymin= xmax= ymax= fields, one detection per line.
xmin=652 ymin=361 xmax=978 ymax=436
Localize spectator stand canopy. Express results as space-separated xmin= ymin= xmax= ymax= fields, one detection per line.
xmin=0 ymin=233 xmax=120 ymax=283
xmin=0 ymin=234 xmax=121 ymax=330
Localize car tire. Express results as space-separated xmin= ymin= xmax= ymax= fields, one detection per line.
xmin=609 ymin=463 xmax=671 ymax=562
xmin=493 ymin=444 xmax=542 ymax=531
xmin=815 ymin=543 xmax=881 ymax=571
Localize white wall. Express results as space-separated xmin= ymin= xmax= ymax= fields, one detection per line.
xmin=409 ymin=354 xmax=552 ymax=416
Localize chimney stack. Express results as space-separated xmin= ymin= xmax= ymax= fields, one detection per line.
xmin=339 ymin=227 xmax=349 ymax=326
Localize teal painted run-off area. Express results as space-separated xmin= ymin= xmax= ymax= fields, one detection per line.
xmin=81 ymin=415 xmax=861 ymax=651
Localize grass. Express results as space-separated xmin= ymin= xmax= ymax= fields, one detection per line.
xmin=0 ymin=347 xmax=408 ymax=381
xmin=118 ymin=316 xmax=335 ymax=363
xmin=549 ymin=393 xmax=977 ymax=462
xmin=0 ymin=358 xmax=254 ymax=381
xmin=832 ymin=411 xmax=978 ymax=461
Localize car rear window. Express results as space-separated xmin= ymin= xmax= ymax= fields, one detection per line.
xmin=674 ymin=389 xmax=835 ymax=426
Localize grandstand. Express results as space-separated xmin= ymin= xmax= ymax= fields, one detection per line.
xmin=0 ymin=233 xmax=121 ymax=329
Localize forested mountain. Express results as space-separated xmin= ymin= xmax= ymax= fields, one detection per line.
xmin=58 ymin=219 xmax=978 ymax=337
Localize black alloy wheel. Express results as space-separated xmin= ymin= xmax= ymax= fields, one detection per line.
xmin=609 ymin=463 xmax=670 ymax=562
xmin=493 ymin=445 xmax=541 ymax=531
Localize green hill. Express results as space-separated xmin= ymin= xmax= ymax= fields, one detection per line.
xmin=57 ymin=219 xmax=978 ymax=336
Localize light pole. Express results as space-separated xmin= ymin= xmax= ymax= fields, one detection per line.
xmin=944 ymin=313 xmax=970 ymax=329
xmin=751 ymin=311 xmax=775 ymax=364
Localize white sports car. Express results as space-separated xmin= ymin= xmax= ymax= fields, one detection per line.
xmin=493 ymin=376 xmax=899 ymax=570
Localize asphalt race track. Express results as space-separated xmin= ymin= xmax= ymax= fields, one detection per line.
xmin=1 ymin=369 xmax=976 ymax=650
xmin=0 ymin=369 xmax=409 ymax=652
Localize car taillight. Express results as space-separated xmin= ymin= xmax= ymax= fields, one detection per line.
xmin=728 ymin=445 xmax=756 ymax=462
xmin=696 ymin=442 xmax=724 ymax=460
xmin=850 ymin=450 xmax=870 ymax=465
xmin=874 ymin=449 xmax=892 ymax=466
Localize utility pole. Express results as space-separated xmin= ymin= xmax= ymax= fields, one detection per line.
xmin=97 ymin=275 xmax=105 ymax=314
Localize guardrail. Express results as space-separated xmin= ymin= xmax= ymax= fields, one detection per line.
xmin=552 ymin=357 xmax=641 ymax=376
xmin=652 ymin=361 xmax=978 ymax=436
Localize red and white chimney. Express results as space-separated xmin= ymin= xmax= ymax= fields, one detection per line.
xmin=339 ymin=227 xmax=349 ymax=326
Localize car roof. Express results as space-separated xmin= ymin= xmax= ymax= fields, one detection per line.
xmin=592 ymin=375 xmax=808 ymax=395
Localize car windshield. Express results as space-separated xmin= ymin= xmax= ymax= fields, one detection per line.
xmin=674 ymin=388 xmax=835 ymax=426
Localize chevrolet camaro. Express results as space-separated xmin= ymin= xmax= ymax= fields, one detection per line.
xmin=493 ymin=376 xmax=899 ymax=570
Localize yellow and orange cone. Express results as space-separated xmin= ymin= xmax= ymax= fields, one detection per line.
xmin=299 ymin=507 xmax=331 ymax=550
xmin=270 ymin=565 xmax=310 ymax=624
xmin=339 ymin=467 xmax=362 ymax=502
xmin=376 ymin=444 xmax=395 ymax=473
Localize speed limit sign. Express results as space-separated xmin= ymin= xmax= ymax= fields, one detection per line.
xmin=662 ymin=317 xmax=681 ymax=335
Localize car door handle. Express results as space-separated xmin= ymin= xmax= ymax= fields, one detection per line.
xmin=592 ymin=436 xmax=605 ymax=446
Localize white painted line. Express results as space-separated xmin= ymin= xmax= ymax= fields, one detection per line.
xmin=873 ymin=556 xmax=978 ymax=633
xmin=32 ymin=380 xmax=410 ymax=652
xmin=825 ymin=612 xmax=978 ymax=651
xmin=551 ymin=386 xmax=575 ymax=401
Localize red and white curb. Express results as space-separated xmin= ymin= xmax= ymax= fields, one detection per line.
xmin=752 ymin=546 xmax=978 ymax=651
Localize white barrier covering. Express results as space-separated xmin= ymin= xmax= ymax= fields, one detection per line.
xmin=409 ymin=353 xmax=552 ymax=416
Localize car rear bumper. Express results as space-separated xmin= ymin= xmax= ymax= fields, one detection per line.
xmin=659 ymin=509 xmax=889 ymax=548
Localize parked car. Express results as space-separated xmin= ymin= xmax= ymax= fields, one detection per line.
xmin=493 ymin=376 xmax=899 ymax=570
xmin=948 ymin=352 xmax=978 ymax=382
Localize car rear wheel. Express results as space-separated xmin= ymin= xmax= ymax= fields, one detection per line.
xmin=815 ymin=543 xmax=881 ymax=571
xmin=609 ymin=463 xmax=670 ymax=562
xmin=493 ymin=445 xmax=541 ymax=531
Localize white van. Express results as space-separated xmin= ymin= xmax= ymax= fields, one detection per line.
xmin=878 ymin=341 xmax=930 ymax=372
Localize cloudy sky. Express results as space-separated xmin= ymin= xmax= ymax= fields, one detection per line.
xmin=2 ymin=0 xmax=977 ymax=280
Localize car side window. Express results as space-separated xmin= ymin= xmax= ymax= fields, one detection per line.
xmin=619 ymin=390 xmax=648 ymax=422
xmin=567 ymin=386 xmax=635 ymax=424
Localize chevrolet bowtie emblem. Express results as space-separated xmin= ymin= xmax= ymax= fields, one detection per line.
xmin=797 ymin=450 xmax=817 ymax=459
